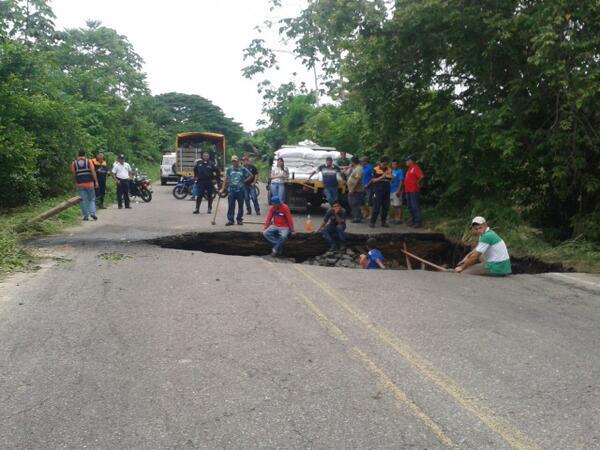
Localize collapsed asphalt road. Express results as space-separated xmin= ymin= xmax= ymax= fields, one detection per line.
xmin=1 ymin=184 xmax=599 ymax=448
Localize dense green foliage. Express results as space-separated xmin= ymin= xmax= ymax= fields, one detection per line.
xmin=0 ymin=0 xmax=243 ymax=210
xmin=244 ymin=0 xmax=599 ymax=241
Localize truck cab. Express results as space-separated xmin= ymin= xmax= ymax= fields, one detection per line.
xmin=160 ymin=152 xmax=178 ymax=185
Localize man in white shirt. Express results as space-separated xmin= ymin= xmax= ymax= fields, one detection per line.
xmin=111 ymin=154 xmax=132 ymax=209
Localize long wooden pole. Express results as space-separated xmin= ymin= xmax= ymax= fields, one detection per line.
xmin=25 ymin=196 xmax=81 ymax=226
xmin=400 ymin=247 xmax=448 ymax=272
xmin=402 ymin=242 xmax=413 ymax=270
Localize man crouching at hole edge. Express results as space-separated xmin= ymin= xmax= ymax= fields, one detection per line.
xmin=455 ymin=216 xmax=512 ymax=276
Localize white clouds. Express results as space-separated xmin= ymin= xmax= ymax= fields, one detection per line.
xmin=50 ymin=0 xmax=312 ymax=131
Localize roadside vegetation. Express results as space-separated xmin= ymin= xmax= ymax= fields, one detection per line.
xmin=240 ymin=0 xmax=599 ymax=271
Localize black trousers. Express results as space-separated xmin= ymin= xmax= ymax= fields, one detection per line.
xmin=371 ymin=188 xmax=390 ymax=225
xmin=116 ymin=178 xmax=130 ymax=207
xmin=195 ymin=181 xmax=213 ymax=210
xmin=95 ymin=174 xmax=107 ymax=205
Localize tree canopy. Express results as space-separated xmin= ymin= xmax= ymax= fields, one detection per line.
xmin=243 ymin=0 xmax=600 ymax=240
xmin=0 ymin=0 xmax=245 ymax=209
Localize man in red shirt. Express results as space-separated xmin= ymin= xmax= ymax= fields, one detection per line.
xmin=404 ymin=155 xmax=424 ymax=228
xmin=263 ymin=195 xmax=295 ymax=257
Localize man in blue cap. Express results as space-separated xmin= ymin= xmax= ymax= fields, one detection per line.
xmin=263 ymin=195 xmax=295 ymax=257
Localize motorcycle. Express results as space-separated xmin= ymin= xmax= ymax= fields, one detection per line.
xmin=172 ymin=177 xmax=223 ymax=200
xmin=129 ymin=169 xmax=152 ymax=202
xmin=172 ymin=177 xmax=195 ymax=200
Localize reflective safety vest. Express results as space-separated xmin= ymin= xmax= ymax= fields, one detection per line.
xmin=74 ymin=159 xmax=93 ymax=184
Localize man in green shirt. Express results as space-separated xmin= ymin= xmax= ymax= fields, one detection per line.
xmin=335 ymin=150 xmax=351 ymax=179
xmin=455 ymin=216 xmax=512 ymax=276
xmin=346 ymin=156 xmax=364 ymax=223
xmin=220 ymin=155 xmax=253 ymax=226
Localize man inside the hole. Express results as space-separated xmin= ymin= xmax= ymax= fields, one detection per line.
xmin=359 ymin=238 xmax=386 ymax=269
xmin=317 ymin=200 xmax=347 ymax=253
xmin=455 ymin=216 xmax=512 ymax=276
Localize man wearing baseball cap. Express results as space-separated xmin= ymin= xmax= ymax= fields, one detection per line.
xmin=220 ymin=155 xmax=253 ymax=225
xmin=455 ymin=216 xmax=512 ymax=276
xmin=263 ymin=195 xmax=295 ymax=257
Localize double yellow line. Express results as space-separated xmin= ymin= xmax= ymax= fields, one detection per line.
xmin=264 ymin=260 xmax=540 ymax=449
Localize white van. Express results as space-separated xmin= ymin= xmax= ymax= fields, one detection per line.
xmin=160 ymin=152 xmax=178 ymax=185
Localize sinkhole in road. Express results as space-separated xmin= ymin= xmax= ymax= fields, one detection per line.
xmin=147 ymin=232 xmax=567 ymax=273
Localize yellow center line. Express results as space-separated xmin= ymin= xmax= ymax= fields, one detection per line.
xmin=294 ymin=265 xmax=540 ymax=450
xmin=262 ymin=260 xmax=457 ymax=448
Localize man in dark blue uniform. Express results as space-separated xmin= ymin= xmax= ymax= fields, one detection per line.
xmin=193 ymin=151 xmax=220 ymax=214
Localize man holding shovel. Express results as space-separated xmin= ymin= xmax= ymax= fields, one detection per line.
xmin=220 ymin=155 xmax=252 ymax=226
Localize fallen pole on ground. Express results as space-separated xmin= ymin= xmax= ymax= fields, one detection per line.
xmin=21 ymin=196 xmax=81 ymax=229
xmin=401 ymin=245 xmax=447 ymax=272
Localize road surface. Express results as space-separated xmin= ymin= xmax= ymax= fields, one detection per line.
xmin=1 ymin=184 xmax=599 ymax=448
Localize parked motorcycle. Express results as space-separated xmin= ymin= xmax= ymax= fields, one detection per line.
xmin=172 ymin=177 xmax=223 ymax=200
xmin=129 ymin=169 xmax=152 ymax=202
xmin=172 ymin=177 xmax=195 ymax=199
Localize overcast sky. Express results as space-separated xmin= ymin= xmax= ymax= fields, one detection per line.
xmin=50 ymin=0 xmax=312 ymax=131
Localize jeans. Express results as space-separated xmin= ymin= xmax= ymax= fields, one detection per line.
xmin=195 ymin=181 xmax=213 ymax=210
xmin=371 ymin=188 xmax=390 ymax=225
xmin=263 ymin=225 xmax=290 ymax=254
xmin=116 ymin=178 xmax=130 ymax=208
xmin=323 ymin=187 xmax=338 ymax=205
xmin=270 ymin=182 xmax=285 ymax=202
xmin=77 ymin=186 xmax=96 ymax=218
xmin=244 ymin=184 xmax=260 ymax=214
xmin=227 ymin=190 xmax=245 ymax=223
xmin=406 ymin=192 xmax=422 ymax=225
xmin=321 ymin=223 xmax=346 ymax=249
xmin=348 ymin=191 xmax=364 ymax=222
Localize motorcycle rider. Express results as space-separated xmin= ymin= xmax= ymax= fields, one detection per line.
xmin=193 ymin=151 xmax=220 ymax=214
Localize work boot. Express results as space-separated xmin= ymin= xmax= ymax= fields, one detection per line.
xmin=91 ymin=214 xmax=98 ymax=220
xmin=226 ymin=221 xmax=234 ymax=226
xmin=193 ymin=209 xmax=199 ymax=214
xmin=237 ymin=220 xmax=244 ymax=225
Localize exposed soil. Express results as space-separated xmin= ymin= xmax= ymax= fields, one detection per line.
xmin=147 ymin=231 xmax=568 ymax=274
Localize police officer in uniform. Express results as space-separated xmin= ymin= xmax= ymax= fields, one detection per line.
xmin=193 ymin=151 xmax=220 ymax=214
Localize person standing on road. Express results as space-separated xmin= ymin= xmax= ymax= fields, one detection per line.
xmin=335 ymin=150 xmax=351 ymax=178
xmin=359 ymin=238 xmax=386 ymax=269
xmin=308 ymin=155 xmax=341 ymax=205
xmin=242 ymin=155 xmax=260 ymax=215
xmin=220 ymin=155 xmax=252 ymax=226
xmin=404 ymin=154 xmax=424 ymax=228
xmin=112 ymin=154 xmax=132 ymax=209
xmin=346 ymin=156 xmax=364 ymax=223
xmin=455 ymin=216 xmax=512 ymax=276
xmin=270 ymin=157 xmax=289 ymax=203
xmin=71 ymin=150 xmax=99 ymax=221
xmin=318 ymin=200 xmax=347 ymax=252
xmin=361 ymin=156 xmax=374 ymax=220
xmin=193 ymin=151 xmax=219 ymax=214
xmin=91 ymin=151 xmax=108 ymax=209
xmin=263 ymin=195 xmax=295 ymax=257
xmin=370 ymin=156 xmax=393 ymax=228
xmin=390 ymin=160 xmax=404 ymax=224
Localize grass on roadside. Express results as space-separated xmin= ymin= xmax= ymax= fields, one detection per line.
xmin=0 ymin=159 xmax=160 ymax=277
xmin=422 ymin=207 xmax=600 ymax=273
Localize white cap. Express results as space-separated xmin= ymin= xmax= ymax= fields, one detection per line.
xmin=471 ymin=216 xmax=486 ymax=225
